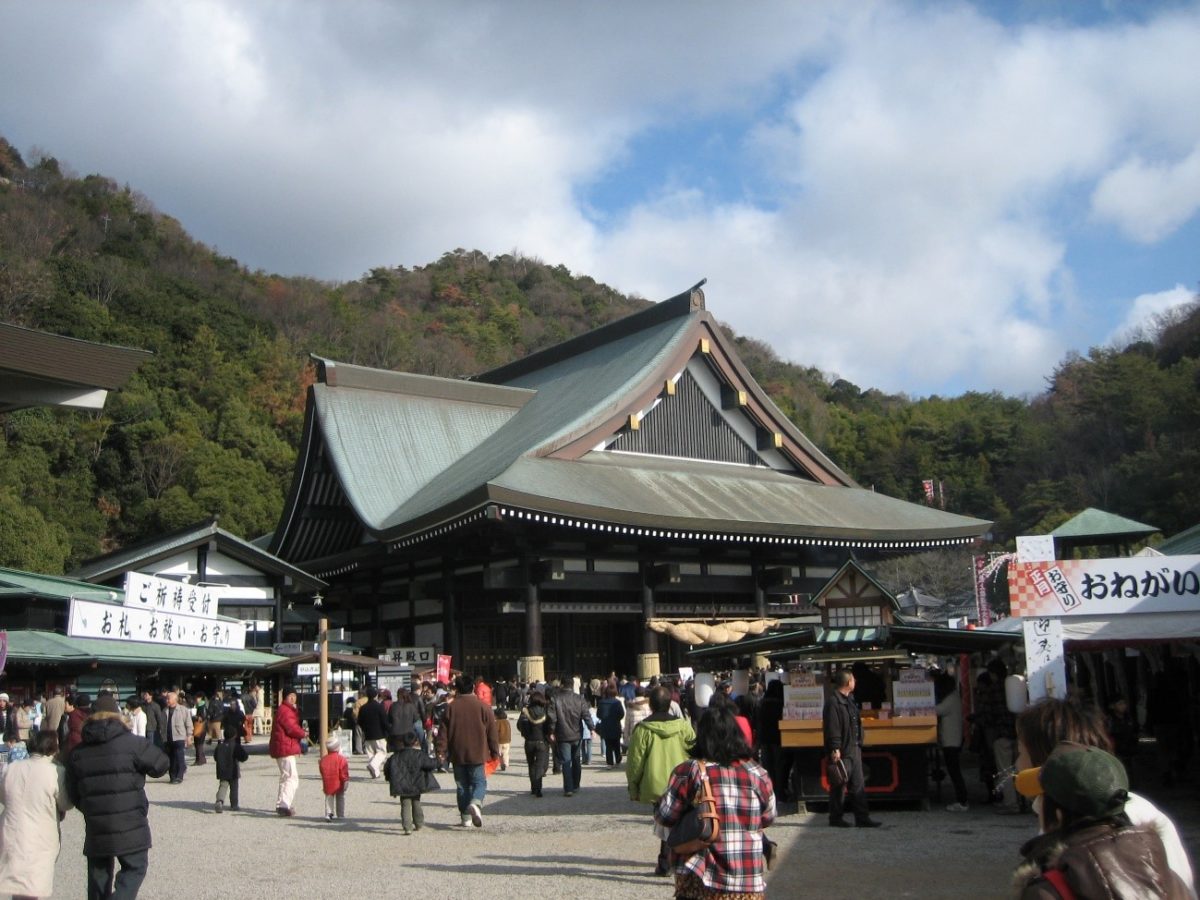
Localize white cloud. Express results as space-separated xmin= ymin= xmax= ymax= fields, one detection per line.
xmin=1107 ymin=284 xmax=1198 ymax=346
xmin=1 ymin=2 xmax=1198 ymax=396
xmin=1091 ymin=146 xmax=1200 ymax=243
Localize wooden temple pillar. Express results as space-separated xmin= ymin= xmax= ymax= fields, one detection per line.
xmin=520 ymin=562 xmax=546 ymax=683
xmin=639 ymin=570 xmax=661 ymax=680
xmin=441 ymin=569 xmax=461 ymax=667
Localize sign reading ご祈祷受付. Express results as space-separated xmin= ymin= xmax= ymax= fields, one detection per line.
xmin=1008 ymin=555 xmax=1200 ymax=618
xmin=68 ymin=597 xmax=246 ymax=650
xmin=123 ymin=572 xmax=223 ymax=620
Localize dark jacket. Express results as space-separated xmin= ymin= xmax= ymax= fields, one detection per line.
xmin=141 ymin=699 xmax=165 ymax=742
xmin=443 ymin=693 xmax=498 ymax=766
xmin=1015 ymin=820 xmax=1190 ymax=899
xmin=357 ymin=699 xmax=389 ymax=742
xmin=594 ymin=697 xmax=625 ymax=743
xmin=517 ymin=702 xmax=551 ymax=744
xmin=548 ymin=691 xmax=589 ymax=743
xmin=0 ymin=706 xmax=18 ymax=742
xmin=823 ymin=689 xmax=862 ymax=755
xmin=387 ymin=698 xmax=422 ymax=741
xmin=385 ymin=747 xmax=437 ymax=797
xmin=757 ymin=694 xmax=784 ymax=746
xmin=214 ymin=737 xmax=248 ymax=782
xmin=65 ymin=713 xmax=169 ymax=857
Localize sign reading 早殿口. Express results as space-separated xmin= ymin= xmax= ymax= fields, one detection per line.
xmin=1008 ymin=556 xmax=1200 ymax=618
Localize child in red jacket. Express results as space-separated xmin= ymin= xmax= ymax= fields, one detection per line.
xmin=319 ymin=736 xmax=350 ymax=821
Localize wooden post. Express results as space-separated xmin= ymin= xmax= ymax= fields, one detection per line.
xmin=319 ymin=617 xmax=329 ymax=756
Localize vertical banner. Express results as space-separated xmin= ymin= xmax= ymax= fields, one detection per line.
xmin=0 ymin=630 xmax=7 ymax=676
xmin=974 ymin=555 xmax=992 ymax=627
xmin=1022 ymin=617 xmax=1066 ymax=702
xmin=436 ymin=654 xmax=452 ymax=684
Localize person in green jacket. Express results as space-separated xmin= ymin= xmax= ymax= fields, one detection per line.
xmin=626 ymin=685 xmax=695 ymax=876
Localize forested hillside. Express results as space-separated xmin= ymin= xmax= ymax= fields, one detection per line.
xmin=2 ymin=138 xmax=1197 ymax=576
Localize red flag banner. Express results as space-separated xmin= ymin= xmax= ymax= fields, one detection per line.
xmin=436 ymin=654 xmax=451 ymax=684
xmin=922 ymin=479 xmax=935 ymax=504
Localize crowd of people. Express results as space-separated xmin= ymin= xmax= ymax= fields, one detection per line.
xmin=0 ymin=666 xmax=1195 ymax=898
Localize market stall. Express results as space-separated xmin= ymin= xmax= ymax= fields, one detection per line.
xmin=690 ymin=561 xmax=1019 ymax=808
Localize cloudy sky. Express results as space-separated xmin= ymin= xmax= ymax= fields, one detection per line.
xmin=2 ymin=1 xmax=1198 ymax=397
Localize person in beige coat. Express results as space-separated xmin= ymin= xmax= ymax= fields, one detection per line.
xmin=0 ymin=731 xmax=73 ymax=899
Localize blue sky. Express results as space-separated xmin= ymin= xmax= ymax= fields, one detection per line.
xmin=1 ymin=1 xmax=1197 ymax=397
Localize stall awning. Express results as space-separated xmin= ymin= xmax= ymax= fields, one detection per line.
xmin=688 ymin=627 xmax=817 ymax=660
xmin=3 ymin=630 xmax=284 ymax=671
xmin=984 ymin=613 xmax=1200 ymax=648
xmin=691 ymin=622 xmax=1018 ymax=664
xmin=262 ymin=651 xmax=385 ymax=672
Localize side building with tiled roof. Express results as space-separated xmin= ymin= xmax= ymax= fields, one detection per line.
xmin=268 ymin=284 xmax=991 ymax=681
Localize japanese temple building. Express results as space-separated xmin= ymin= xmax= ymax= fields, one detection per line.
xmin=267 ymin=285 xmax=991 ymax=681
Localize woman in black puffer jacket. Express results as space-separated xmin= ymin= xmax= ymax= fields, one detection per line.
xmin=517 ymin=690 xmax=552 ymax=798
xmin=65 ymin=696 xmax=169 ymax=896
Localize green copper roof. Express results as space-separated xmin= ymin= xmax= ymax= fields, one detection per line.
xmin=1159 ymin=524 xmax=1200 ymax=556
xmin=1051 ymin=508 xmax=1159 ymax=541
xmin=487 ymin=453 xmax=989 ymax=540
xmin=378 ymin=309 xmax=696 ymax=531
xmin=5 ymin=629 xmax=282 ymax=670
xmin=0 ymin=567 xmax=120 ymax=603
xmin=274 ymin=287 xmax=992 ymax=558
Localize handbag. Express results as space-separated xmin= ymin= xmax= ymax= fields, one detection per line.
xmin=827 ymin=756 xmax=848 ymax=788
xmin=762 ymin=835 xmax=778 ymax=870
xmin=192 ymin=717 xmax=205 ymax=739
xmin=667 ymin=760 xmax=721 ymax=856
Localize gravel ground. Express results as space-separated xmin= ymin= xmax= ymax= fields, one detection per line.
xmin=46 ymin=742 xmax=1199 ymax=899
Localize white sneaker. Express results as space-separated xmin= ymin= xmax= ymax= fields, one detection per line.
xmin=946 ymin=802 xmax=969 ymax=812
xmin=459 ymin=814 xmax=471 ymax=827
xmin=469 ymin=803 xmax=483 ymax=827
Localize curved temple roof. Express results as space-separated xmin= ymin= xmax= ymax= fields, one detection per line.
xmin=271 ymin=286 xmax=990 ymax=562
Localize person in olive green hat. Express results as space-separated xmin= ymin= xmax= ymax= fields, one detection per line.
xmin=1013 ymin=742 xmax=1188 ymax=898
xmin=625 ymin=685 xmax=694 ymax=876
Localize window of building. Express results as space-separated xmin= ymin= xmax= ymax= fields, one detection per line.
xmin=827 ymin=605 xmax=883 ymax=627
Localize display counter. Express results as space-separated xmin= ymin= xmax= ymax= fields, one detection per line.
xmin=780 ymin=716 xmax=937 ymax=806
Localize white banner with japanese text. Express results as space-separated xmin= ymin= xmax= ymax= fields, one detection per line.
xmin=1008 ymin=555 xmax=1200 ymax=618
xmin=69 ymin=598 xmax=246 ymax=650
xmin=123 ymin=572 xmax=223 ymax=620
xmin=1022 ymin=617 xmax=1066 ymax=701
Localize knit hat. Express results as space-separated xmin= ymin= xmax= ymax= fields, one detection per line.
xmin=0 ymin=693 xmax=8 ymax=702
xmin=1038 ymin=742 xmax=1129 ymax=819
xmin=94 ymin=694 xmax=121 ymax=715
xmin=326 ymin=736 xmax=341 ymax=753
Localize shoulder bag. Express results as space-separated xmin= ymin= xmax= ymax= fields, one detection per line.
xmin=667 ymin=760 xmax=721 ymax=856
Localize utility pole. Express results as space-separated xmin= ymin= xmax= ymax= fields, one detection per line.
xmin=318 ymin=617 xmax=329 ymax=756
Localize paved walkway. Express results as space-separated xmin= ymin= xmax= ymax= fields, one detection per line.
xmin=47 ymin=746 xmax=1196 ymax=899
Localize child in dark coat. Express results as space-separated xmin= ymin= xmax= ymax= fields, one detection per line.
xmin=214 ymin=723 xmax=248 ymax=812
xmin=385 ymin=731 xmax=437 ymax=835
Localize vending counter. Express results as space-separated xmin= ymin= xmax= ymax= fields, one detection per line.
xmin=780 ymin=716 xmax=937 ymax=806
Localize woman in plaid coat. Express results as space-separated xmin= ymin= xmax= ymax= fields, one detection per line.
xmin=656 ymin=706 xmax=776 ymax=899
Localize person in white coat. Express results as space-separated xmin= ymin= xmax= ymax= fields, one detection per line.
xmin=0 ymin=731 xmax=73 ymax=899
xmin=934 ymin=671 xmax=969 ymax=811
